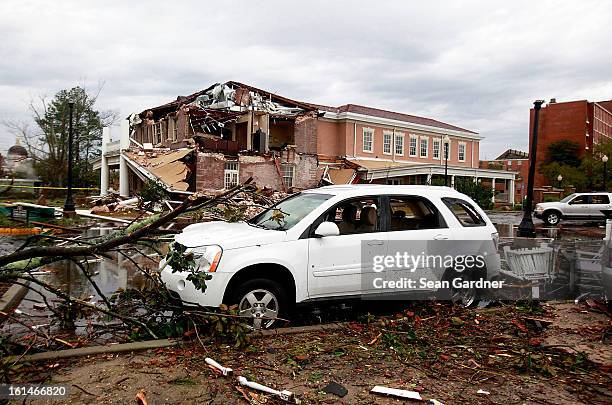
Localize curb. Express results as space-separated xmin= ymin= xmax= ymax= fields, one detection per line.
xmin=0 ymin=281 xmax=30 ymax=314
xmin=9 ymin=322 xmax=350 ymax=363
xmin=10 ymin=338 xmax=180 ymax=363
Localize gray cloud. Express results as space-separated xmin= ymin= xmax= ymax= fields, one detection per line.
xmin=0 ymin=0 xmax=610 ymax=158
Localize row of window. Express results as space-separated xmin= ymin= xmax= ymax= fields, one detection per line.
xmin=363 ymin=129 xmax=467 ymax=161
xmin=224 ymin=161 xmax=295 ymax=189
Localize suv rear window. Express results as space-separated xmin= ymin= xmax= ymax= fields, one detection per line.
xmin=442 ymin=198 xmax=486 ymax=227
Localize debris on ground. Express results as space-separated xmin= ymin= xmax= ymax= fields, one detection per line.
xmin=205 ymin=357 xmax=233 ymax=376
xmin=371 ymin=385 xmax=422 ymax=400
xmin=322 ymin=381 xmax=348 ymax=397
xmin=238 ymin=376 xmax=298 ymax=403
xmin=9 ymin=300 xmax=609 ymax=404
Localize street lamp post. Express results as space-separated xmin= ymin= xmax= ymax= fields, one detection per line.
xmin=63 ymin=101 xmax=76 ymax=217
xmin=602 ymin=155 xmax=608 ymax=191
xmin=443 ymin=135 xmax=450 ymax=187
xmin=557 ymin=174 xmax=563 ymax=189
xmin=518 ymin=100 xmax=545 ymax=238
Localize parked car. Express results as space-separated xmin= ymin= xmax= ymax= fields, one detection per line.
xmin=534 ymin=192 xmax=612 ymax=226
xmin=160 ymin=185 xmax=501 ymax=328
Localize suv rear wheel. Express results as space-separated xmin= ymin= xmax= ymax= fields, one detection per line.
xmin=543 ymin=210 xmax=561 ymax=226
xmin=231 ymin=278 xmax=289 ymax=330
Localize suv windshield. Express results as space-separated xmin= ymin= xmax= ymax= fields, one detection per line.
xmin=560 ymin=194 xmax=576 ymax=203
xmin=248 ymin=192 xmax=333 ymax=230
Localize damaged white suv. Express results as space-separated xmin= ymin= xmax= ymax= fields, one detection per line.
xmin=161 ymin=185 xmax=501 ymax=328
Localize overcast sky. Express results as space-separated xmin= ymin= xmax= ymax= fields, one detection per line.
xmin=1 ymin=1 xmax=610 ymax=158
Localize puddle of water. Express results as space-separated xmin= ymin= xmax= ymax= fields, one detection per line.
xmin=1 ymin=224 xmax=170 ymax=340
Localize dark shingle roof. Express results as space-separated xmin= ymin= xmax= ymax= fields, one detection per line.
xmin=314 ymin=103 xmax=477 ymax=134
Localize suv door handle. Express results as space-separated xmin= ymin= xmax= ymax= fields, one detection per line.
xmin=433 ymin=234 xmax=449 ymax=240
xmin=367 ymin=240 xmax=384 ymax=246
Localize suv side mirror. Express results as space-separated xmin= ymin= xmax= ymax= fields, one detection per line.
xmin=314 ymin=221 xmax=340 ymax=237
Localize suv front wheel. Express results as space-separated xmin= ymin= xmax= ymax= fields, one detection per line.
xmin=543 ymin=210 xmax=561 ymax=226
xmin=232 ymin=278 xmax=289 ymax=330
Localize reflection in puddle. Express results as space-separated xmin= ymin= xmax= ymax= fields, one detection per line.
xmin=2 ymin=225 xmax=169 ymax=340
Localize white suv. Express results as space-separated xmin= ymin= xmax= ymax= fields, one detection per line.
xmin=161 ymin=185 xmax=501 ymax=328
xmin=534 ymin=192 xmax=612 ymax=226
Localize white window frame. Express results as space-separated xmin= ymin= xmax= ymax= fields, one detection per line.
xmin=383 ymin=131 xmax=392 ymax=155
xmin=419 ymin=136 xmax=429 ymax=158
xmin=224 ymin=161 xmax=239 ymax=189
xmin=362 ymin=128 xmax=374 ymax=153
xmin=281 ymin=163 xmax=295 ymax=188
xmin=395 ymin=133 xmax=405 ymax=156
xmin=433 ymin=139 xmax=441 ymax=159
xmin=408 ymin=134 xmax=417 ymax=157
xmin=458 ymin=142 xmax=466 ymax=162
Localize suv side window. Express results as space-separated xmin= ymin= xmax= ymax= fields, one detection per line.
xmin=569 ymin=195 xmax=588 ymax=204
xmin=388 ymin=196 xmax=447 ymax=231
xmin=442 ymin=197 xmax=486 ymax=227
xmin=590 ymin=195 xmax=610 ymax=204
xmin=308 ymin=197 xmax=382 ymax=237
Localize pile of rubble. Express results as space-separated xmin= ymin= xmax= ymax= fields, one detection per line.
xmin=90 ymin=193 xmax=141 ymax=214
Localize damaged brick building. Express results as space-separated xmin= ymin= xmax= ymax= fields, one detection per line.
xmin=98 ymin=80 xmax=515 ymax=202
xmin=127 ymin=81 xmax=320 ymax=193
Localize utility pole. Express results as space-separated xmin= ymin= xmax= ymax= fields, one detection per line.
xmin=63 ymin=101 xmax=76 ymax=217
xmin=517 ymin=100 xmax=545 ymax=237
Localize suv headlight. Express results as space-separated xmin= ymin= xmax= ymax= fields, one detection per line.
xmin=192 ymin=245 xmax=223 ymax=273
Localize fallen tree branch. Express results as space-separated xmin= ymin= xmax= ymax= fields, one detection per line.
xmin=0 ymin=179 xmax=253 ymax=269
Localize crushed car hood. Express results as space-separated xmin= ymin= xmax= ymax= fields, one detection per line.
xmin=174 ymin=221 xmax=287 ymax=249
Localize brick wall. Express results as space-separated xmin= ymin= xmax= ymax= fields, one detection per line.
xmin=195 ymin=151 xmax=319 ymax=191
xmin=294 ymin=115 xmax=318 ymax=154
xmin=195 ymin=152 xmax=225 ymax=190
xmin=529 ymin=101 xmax=589 ymax=188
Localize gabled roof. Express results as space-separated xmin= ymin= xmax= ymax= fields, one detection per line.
xmin=315 ymin=103 xmax=477 ymax=134
xmin=494 ymin=149 xmax=529 ymax=160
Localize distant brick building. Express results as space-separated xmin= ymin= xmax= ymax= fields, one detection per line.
xmin=480 ymin=149 xmax=529 ymax=204
xmin=530 ymin=98 xmax=612 ymax=189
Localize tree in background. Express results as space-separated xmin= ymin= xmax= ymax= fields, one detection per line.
xmin=543 ymin=140 xmax=582 ymax=167
xmin=454 ymin=178 xmax=494 ymax=210
xmin=539 ymin=139 xmax=612 ymax=191
xmin=4 ymin=85 xmax=118 ymax=187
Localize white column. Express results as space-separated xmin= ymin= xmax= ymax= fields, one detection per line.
xmin=119 ymin=119 xmax=130 ymax=197
xmin=100 ymin=127 xmax=110 ymax=196
xmin=426 ymin=173 xmax=432 ymax=185
xmin=451 ymin=175 xmax=455 ymax=188
xmin=509 ymin=178 xmax=515 ymax=206
xmin=491 ymin=178 xmax=496 ymax=203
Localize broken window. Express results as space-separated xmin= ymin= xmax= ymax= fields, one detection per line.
xmin=153 ymin=122 xmax=163 ymax=144
xmin=282 ymin=164 xmax=295 ymax=188
xmin=224 ymin=161 xmax=239 ymax=189
xmin=170 ymin=118 xmax=178 ymax=142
